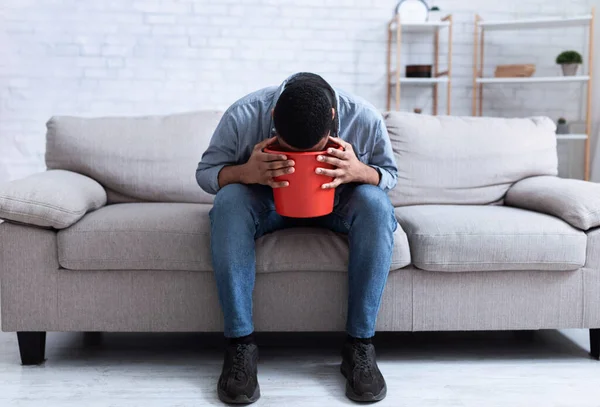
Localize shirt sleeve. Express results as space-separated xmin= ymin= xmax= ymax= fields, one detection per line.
xmin=195 ymin=111 xmax=239 ymax=195
xmin=368 ymin=119 xmax=398 ymax=192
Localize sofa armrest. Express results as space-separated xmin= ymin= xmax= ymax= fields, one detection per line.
xmin=0 ymin=170 xmax=106 ymax=229
xmin=505 ymin=175 xmax=600 ymax=230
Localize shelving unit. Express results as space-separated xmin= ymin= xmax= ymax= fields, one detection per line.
xmin=479 ymin=15 xmax=592 ymax=30
xmin=556 ymin=134 xmax=588 ymax=140
xmin=476 ymin=76 xmax=590 ymax=84
xmin=386 ymin=15 xmax=453 ymax=114
xmin=391 ymin=77 xmax=449 ymax=85
xmin=473 ymin=10 xmax=595 ymax=180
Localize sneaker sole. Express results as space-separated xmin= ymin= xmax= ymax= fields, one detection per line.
xmin=340 ymin=362 xmax=387 ymax=402
xmin=218 ymin=384 xmax=261 ymax=404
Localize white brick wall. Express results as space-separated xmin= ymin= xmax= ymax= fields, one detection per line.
xmin=0 ymin=0 xmax=594 ymax=181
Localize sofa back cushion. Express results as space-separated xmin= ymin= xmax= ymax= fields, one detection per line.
xmin=45 ymin=111 xmax=222 ymax=204
xmin=384 ymin=112 xmax=558 ymax=206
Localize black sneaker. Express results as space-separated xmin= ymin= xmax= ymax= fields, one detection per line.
xmin=340 ymin=339 xmax=387 ymax=402
xmin=218 ymin=342 xmax=260 ymax=404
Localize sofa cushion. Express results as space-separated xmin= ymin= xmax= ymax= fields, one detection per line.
xmin=0 ymin=170 xmax=106 ymax=229
xmin=505 ymin=176 xmax=600 ymax=231
xmin=58 ymin=203 xmax=411 ymax=272
xmin=46 ymin=111 xmax=222 ymax=204
xmin=384 ymin=112 xmax=558 ymax=206
xmin=395 ymin=205 xmax=586 ymax=272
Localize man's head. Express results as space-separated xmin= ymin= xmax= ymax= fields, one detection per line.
xmin=273 ymin=73 xmax=337 ymax=152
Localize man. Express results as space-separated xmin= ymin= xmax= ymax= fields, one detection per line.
xmin=196 ymin=72 xmax=398 ymax=404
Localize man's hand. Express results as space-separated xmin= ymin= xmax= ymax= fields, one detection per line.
xmin=241 ymin=137 xmax=295 ymax=188
xmin=315 ymin=136 xmax=380 ymax=189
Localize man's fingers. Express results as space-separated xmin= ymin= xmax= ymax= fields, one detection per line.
xmin=266 ymin=160 xmax=294 ymax=170
xmin=327 ymin=135 xmax=350 ymax=150
xmin=315 ymin=168 xmax=342 ymax=178
xmin=316 ymin=155 xmax=344 ymax=167
xmin=268 ymin=167 xmax=295 ymax=178
xmin=255 ymin=136 xmax=278 ymax=151
xmin=268 ymin=180 xmax=289 ymax=188
xmin=260 ymin=152 xmax=288 ymax=162
xmin=324 ymin=147 xmax=347 ymax=160
xmin=321 ymin=178 xmax=343 ymax=189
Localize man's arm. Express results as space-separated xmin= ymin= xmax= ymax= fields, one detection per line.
xmin=197 ymin=114 xmax=293 ymax=193
xmin=368 ymin=119 xmax=398 ymax=192
xmin=357 ymin=163 xmax=381 ymax=186
xmin=316 ymin=136 xmax=383 ymax=189
xmin=316 ymin=118 xmax=398 ymax=191
xmin=217 ymin=137 xmax=292 ymax=189
xmin=217 ymin=164 xmax=247 ymax=188
xmin=196 ymin=112 xmax=239 ymax=195
xmin=197 ymin=104 xmax=294 ymax=194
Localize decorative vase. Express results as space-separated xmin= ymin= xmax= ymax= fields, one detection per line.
xmin=556 ymin=123 xmax=570 ymax=134
xmin=561 ymin=64 xmax=579 ymax=76
xmin=556 ymin=122 xmax=570 ymax=135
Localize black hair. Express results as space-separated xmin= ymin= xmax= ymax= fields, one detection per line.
xmin=273 ymin=73 xmax=337 ymax=150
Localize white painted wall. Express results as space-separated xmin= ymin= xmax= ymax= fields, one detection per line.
xmin=0 ymin=0 xmax=594 ymax=182
xmin=591 ymin=0 xmax=600 ymax=182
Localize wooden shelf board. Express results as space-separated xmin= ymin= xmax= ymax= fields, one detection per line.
xmin=390 ymin=20 xmax=450 ymax=33
xmin=390 ymin=77 xmax=449 ymax=85
xmin=556 ymin=134 xmax=588 ymax=140
xmin=477 ymin=76 xmax=590 ymax=84
xmin=479 ymin=15 xmax=592 ymax=30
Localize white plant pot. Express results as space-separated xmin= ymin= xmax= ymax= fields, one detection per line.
xmin=561 ymin=64 xmax=579 ymax=76
xmin=428 ymin=10 xmax=442 ymax=21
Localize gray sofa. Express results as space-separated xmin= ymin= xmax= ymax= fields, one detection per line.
xmin=1 ymin=111 xmax=599 ymax=365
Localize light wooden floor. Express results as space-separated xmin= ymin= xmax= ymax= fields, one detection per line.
xmin=0 ymin=330 xmax=599 ymax=407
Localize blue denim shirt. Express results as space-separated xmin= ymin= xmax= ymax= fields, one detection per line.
xmin=196 ymin=75 xmax=398 ymax=195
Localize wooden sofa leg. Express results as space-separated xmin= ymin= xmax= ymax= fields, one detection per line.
xmin=17 ymin=332 xmax=46 ymax=365
xmin=591 ymin=329 xmax=600 ymax=360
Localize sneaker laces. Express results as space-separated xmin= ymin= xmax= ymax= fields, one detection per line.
xmin=354 ymin=342 xmax=374 ymax=378
xmin=230 ymin=344 xmax=250 ymax=381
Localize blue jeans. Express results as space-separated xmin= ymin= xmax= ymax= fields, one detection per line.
xmin=209 ymin=183 xmax=397 ymax=339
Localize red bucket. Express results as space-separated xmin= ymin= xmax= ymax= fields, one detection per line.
xmin=264 ymin=143 xmax=342 ymax=218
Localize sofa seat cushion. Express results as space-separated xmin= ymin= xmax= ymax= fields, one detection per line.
xmin=58 ymin=203 xmax=212 ymax=271
xmin=58 ymin=203 xmax=411 ymax=272
xmin=395 ymin=205 xmax=586 ymax=272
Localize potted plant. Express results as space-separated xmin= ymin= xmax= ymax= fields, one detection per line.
xmin=556 ymin=50 xmax=583 ymax=76
xmin=556 ymin=117 xmax=570 ymax=134
xmin=428 ymin=6 xmax=442 ymax=21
